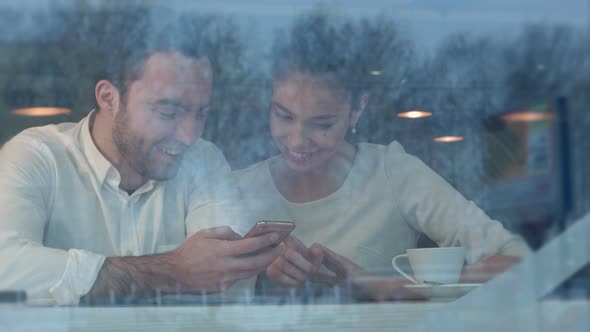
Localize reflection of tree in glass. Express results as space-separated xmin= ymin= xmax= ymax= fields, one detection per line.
xmin=503 ymin=25 xmax=586 ymax=104
xmin=414 ymin=25 xmax=588 ymax=212
xmin=418 ymin=33 xmax=506 ymax=198
xmin=500 ymin=25 xmax=590 ymax=219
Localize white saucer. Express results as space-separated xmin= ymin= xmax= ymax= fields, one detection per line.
xmin=404 ymin=283 xmax=482 ymax=299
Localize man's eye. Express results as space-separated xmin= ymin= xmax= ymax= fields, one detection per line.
xmin=159 ymin=112 xmax=177 ymax=120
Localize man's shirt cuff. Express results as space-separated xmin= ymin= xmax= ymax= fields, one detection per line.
xmin=49 ymin=249 xmax=106 ymax=305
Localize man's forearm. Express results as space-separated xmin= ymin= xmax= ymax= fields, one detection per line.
xmin=82 ymin=253 xmax=179 ymax=303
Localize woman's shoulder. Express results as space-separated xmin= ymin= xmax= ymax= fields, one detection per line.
xmin=358 ymin=141 xmax=409 ymax=162
xmin=358 ymin=141 xmax=427 ymax=179
xmin=233 ymin=157 xmax=276 ymax=187
xmin=359 ymin=141 xmax=404 ymax=152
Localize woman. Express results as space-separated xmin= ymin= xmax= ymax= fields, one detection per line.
xmin=234 ymin=64 xmax=530 ymax=299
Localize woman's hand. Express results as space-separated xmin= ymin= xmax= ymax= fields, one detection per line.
xmin=460 ymin=255 xmax=521 ymax=283
xmin=266 ymin=235 xmax=324 ymax=288
xmin=316 ymin=244 xmax=363 ymax=280
xmin=318 ymin=244 xmax=424 ymax=301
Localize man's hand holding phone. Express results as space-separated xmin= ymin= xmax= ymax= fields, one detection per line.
xmin=166 ymin=226 xmax=284 ymax=292
xmin=84 ymin=225 xmax=284 ymax=302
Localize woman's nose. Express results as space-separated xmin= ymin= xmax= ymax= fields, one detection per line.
xmin=287 ymin=123 xmax=310 ymax=148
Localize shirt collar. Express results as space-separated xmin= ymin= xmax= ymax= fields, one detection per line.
xmin=79 ymin=110 xmax=113 ymax=186
xmin=78 ymin=110 xmax=159 ymax=194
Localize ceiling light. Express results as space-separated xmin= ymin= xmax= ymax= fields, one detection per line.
xmin=10 ymin=107 xmax=72 ymax=117
xmin=501 ymin=112 xmax=555 ymax=122
xmin=3 ymin=55 xmax=76 ymax=118
xmin=434 ymin=136 xmax=464 ymax=143
xmin=397 ymin=110 xmax=432 ymax=119
xmin=370 ymin=70 xmax=381 ymax=76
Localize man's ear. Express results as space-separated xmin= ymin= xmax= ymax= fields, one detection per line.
xmin=95 ymin=80 xmax=121 ymax=115
xmin=350 ymin=94 xmax=368 ymax=128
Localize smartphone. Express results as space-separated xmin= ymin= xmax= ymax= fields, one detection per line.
xmin=244 ymin=220 xmax=296 ymax=246
xmin=240 ymin=221 xmax=295 ymax=257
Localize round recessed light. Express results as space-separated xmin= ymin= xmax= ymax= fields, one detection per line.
xmin=397 ymin=110 xmax=432 ymax=119
xmin=434 ymin=136 xmax=464 ymax=143
xmin=370 ymin=70 xmax=381 ymax=76
xmin=10 ymin=107 xmax=72 ymax=117
xmin=501 ymin=112 xmax=554 ymax=122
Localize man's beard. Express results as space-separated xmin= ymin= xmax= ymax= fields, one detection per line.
xmin=112 ymin=104 xmax=184 ymax=182
xmin=112 ymin=106 xmax=150 ymax=179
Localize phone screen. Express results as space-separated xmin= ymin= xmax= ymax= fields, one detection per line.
xmin=241 ymin=221 xmax=295 ymax=255
xmin=244 ymin=221 xmax=295 ymax=239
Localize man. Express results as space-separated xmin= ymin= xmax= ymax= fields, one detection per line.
xmin=0 ymin=12 xmax=280 ymax=305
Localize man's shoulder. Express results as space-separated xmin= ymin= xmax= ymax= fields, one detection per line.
xmin=176 ymin=139 xmax=231 ymax=182
xmin=13 ymin=121 xmax=76 ymax=139
xmin=182 ymin=139 xmax=227 ymax=165
xmin=2 ymin=122 xmax=81 ymax=156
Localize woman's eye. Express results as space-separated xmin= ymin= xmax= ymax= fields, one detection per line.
xmin=275 ymin=112 xmax=292 ymax=121
xmin=159 ymin=112 xmax=177 ymax=120
xmin=314 ymin=123 xmax=334 ymax=130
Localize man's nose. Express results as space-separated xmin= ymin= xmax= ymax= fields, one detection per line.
xmin=175 ymin=116 xmax=202 ymax=146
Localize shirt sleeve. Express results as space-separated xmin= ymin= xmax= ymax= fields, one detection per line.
xmin=384 ymin=142 xmax=531 ymax=264
xmin=0 ymin=135 xmax=105 ymax=305
xmin=184 ymin=140 xmax=251 ymax=237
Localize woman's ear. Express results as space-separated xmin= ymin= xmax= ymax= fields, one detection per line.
xmin=95 ymin=80 xmax=121 ymax=115
xmin=350 ymin=94 xmax=368 ymax=128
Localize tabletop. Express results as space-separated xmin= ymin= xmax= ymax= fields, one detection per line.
xmin=1 ymin=298 xmax=588 ymax=332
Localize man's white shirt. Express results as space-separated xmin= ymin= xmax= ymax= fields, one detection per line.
xmin=0 ymin=112 xmax=248 ymax=305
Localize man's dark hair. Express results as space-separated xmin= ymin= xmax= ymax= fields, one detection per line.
xmin=91 ymin=8 xmax=210 ymax=98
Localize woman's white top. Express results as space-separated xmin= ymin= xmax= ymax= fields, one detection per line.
xmin=234 ymin=141 xmax=530 ymax=272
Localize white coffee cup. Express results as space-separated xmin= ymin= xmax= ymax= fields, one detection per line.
xmin=391 ymin=247 xmax=465 ymax=284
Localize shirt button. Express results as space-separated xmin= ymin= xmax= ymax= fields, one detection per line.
xmin=126 ymin=250 xmax=134 ymax=256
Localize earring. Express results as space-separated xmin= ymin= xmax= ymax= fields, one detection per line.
xmin=351 ymin=127 xmax=357 ymax=134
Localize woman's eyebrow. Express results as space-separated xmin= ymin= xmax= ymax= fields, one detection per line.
xmin=272 ymin=101 xmax=338 ymax=120
xmin=271 ymin=101 xmax=293 ymax=114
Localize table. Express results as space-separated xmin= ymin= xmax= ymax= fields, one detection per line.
xmin=2 ymin=301 xmax=442 ymax=332
xmin=1 ymin=299 xmax=588 ymax=332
